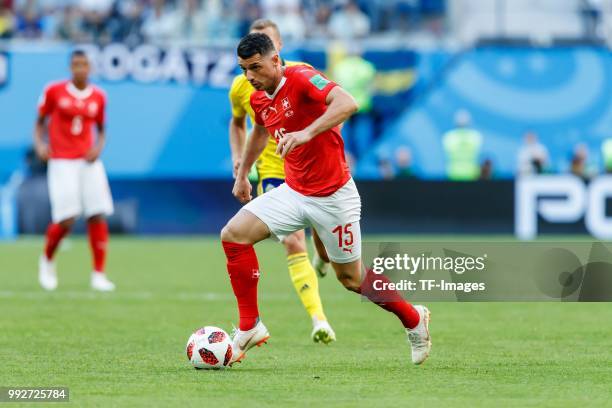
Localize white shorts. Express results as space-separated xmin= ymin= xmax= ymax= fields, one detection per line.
xmin=47 ymin=159 xmax=114 ymax=223
xmin=243 ymin=178 xmax=361 ymax=263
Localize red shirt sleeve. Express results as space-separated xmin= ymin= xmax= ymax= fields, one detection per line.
xmin=293 ymin=68 xmax=338 ymax=104
xmin=250 ymin=94 xmax=265 ymax=126
xmin=38 ymin=84 xmax=55 ymax=117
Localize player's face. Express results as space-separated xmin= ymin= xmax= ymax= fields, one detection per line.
xmin=238 ymin=52 xmax=281 ymax=92
xmin=71 ymin=55 xmax=90 ymax=84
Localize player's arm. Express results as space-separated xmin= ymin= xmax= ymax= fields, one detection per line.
xmin=86 ymin=93 xmax=107 ymax=163
xmin=229 ymin=115 xmax=247 ymax=178
xmin=232 ymin=123 xmax=269 ymax=204
xmin=276 ymin=86 xmax=358 ymax=158
xmin=228 ymin=78 xmax=248 ymax=178
xmin=33 ymin=114 xmax=50 ymax=161
xmin=85 ymin=123 xmax=106 ymax=163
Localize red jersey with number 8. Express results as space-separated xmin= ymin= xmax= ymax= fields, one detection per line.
xmin=38 ymin=80 xmax=106 ymax=159
xmin=250 ymin=66 xmax=351 ymax=197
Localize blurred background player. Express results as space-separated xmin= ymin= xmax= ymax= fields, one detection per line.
xmin=228 ymin=19 xmax=335 ymax=344
xmin=35 ymin=49 xmax=115 ymax=292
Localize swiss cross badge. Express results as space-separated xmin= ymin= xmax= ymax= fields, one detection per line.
xmin=281 ymin=97 xmax=291 ymax=111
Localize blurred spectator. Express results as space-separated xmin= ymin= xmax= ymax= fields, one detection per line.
xmin=377 ymin=154 xmax=394 ymax=180
xmin=394 ymin=145 xmax=414 ymax=178
xmin=517 ymin=131 xmax=549 ymax=175
xmin=175 ymin=0 xmax=207 ymax=42
xmin=306 ymin=3 xmax=331 ymax=39
xmin=4 ymin=0 xmax=449 ymax=43
xmin=15 ymin=0 xmax=42 ymax=38
xmin=107 ymin=0 xmax=145 ymax=46
xmin=442 ymin=109 xmax=483 ymax=181
xmin=328 ymin=0 xmax=370 ymax=39
xmin=331 ymin=43 xmax=376 ymax=158
xmin=601 ymin=137 xmax=612 ymax=173
xmin=204 ymin=0 xmax=239 ymax=42
xmin=480 ymin=158 xmax=493 ymax=180
xmin=80 ymin=0 xmax=113 ymax=43
xmin=570 ymin=143 xmax=590 ymax=180
xmin=580 ymin=0 xmax=603 ymax=40
xmin=236 ymin=0 xmax=260 ymax=37
xmin=266 ymin=3 xmax=305 ymax=41
xmin=260 ymin=0 xmax=300 ymax=17
xmin=141 ymin=0 xmax=179 ymax=43
xmin=56 ymin=5 xmax=83 ymax=41
xmin=0 ymin=5 xmax=15 ymax=38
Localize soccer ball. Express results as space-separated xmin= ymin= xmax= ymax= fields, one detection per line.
xmin=186 ymin=326 xmax=233 ymax=369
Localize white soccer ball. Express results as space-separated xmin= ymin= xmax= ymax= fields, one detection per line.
xmin=186 ymin=326 xmax=233 ymax=369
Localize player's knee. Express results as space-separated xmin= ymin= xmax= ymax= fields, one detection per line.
xmin=220 ymin=224 xmax=236 ymax=243
xmin=336 ymin=270 xmax=362 ymax=292
xmin=283 ymin=233 xmax=306 ymax=254
xmin=220 ymin=222 xmax=249 ymax=244
xmin=87 ymin=214 xmax=105 ymax=223
xmin=339 ymin=275 xmax=361 ymax=293
xmin=58 ymin=217 xmax=76 ymax=229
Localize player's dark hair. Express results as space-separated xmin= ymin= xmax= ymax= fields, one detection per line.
xmin=237 ymin=33 xmax=275 ymax=59
xmin=70 ymin=49 xmax=88 ymax=61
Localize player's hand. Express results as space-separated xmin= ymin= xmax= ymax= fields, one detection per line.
xmin=276 ymin=130 xmax=312 ymax=159
xmin=34 ymin=142 xmax=50 ymax=162
xmin=85 ymin=146 xmax=102 ymax=163
xmin=232 ymin=176 xmax=252 ymax=204
xmin=232 ymin=157 xmax=241 ymax=179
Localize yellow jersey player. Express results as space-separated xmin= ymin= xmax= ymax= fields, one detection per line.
xmin=228 ymin=19 xmax=335 ymax=344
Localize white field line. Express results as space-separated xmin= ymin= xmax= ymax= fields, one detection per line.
xmin=0 ymin=291 xmax=346 ymax=301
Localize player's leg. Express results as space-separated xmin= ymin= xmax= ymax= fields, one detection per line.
xmin=259 ymin=177 xmax=335 ymax=343
xmin=283 ymin=230 xmax=335 ymax=344
xmin=311 ymin=228 xmax=332 ymax=277
xmin=307 ymin=179 xmax=431 ymax=364
xmin=40 ymin=159 xmax=82 ymax=291
xmin=82 ymin=160 xmax=115 ymax=291
xmin=221 ymin=183 xmax=308 ymax=363
xmin=220 ymin=208 xmax=272 ymax=364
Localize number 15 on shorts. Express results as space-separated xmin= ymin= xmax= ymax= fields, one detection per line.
xmin=332 ymin=223 xmax=354 ymax=253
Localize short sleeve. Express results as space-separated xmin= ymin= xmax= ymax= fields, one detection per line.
xmin=294 ymin=68 xmax=338 ymax=104
xmin=38 ymin=84 xmax=54 ymax=116
xmin=229 ymin=76 xmax=247 ymax=119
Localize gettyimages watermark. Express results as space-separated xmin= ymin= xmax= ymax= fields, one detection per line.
xmin=361 ymin=242 xmax=612 ymax=301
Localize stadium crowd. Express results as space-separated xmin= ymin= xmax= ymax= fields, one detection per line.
xmin=0 ymin=0 xmax=445 ymax=44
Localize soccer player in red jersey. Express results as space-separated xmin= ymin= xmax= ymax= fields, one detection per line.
xmin=34 ymin=50 xmax=115 ymax=292
xmin=221 ymin=33 xmax=432 ymax=365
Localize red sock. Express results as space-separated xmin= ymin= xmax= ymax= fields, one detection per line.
xmin=87 ymin=220 xmax=109 ymax=273
xmin=359 ymin=269 xmax=421 ymax=329
xmin=44 ymin=223 xmax=70 ymax=260
xmin=222 ymin=241 xmax=260 ymax=331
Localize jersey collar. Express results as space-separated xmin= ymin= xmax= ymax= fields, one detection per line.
xmin=66 ymin=81 xmax=93 ymax=99
xmin=265 ymin=76 xmax=286 ymax=100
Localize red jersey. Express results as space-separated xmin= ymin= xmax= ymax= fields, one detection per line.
xmin=38 ymin=80 xmax=106 ymax=159
xmin=251 ymin=66 xmax=351 ymax=197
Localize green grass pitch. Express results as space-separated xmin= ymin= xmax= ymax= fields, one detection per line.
xmin=1 ymin=236 xmax=611 ymax=407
